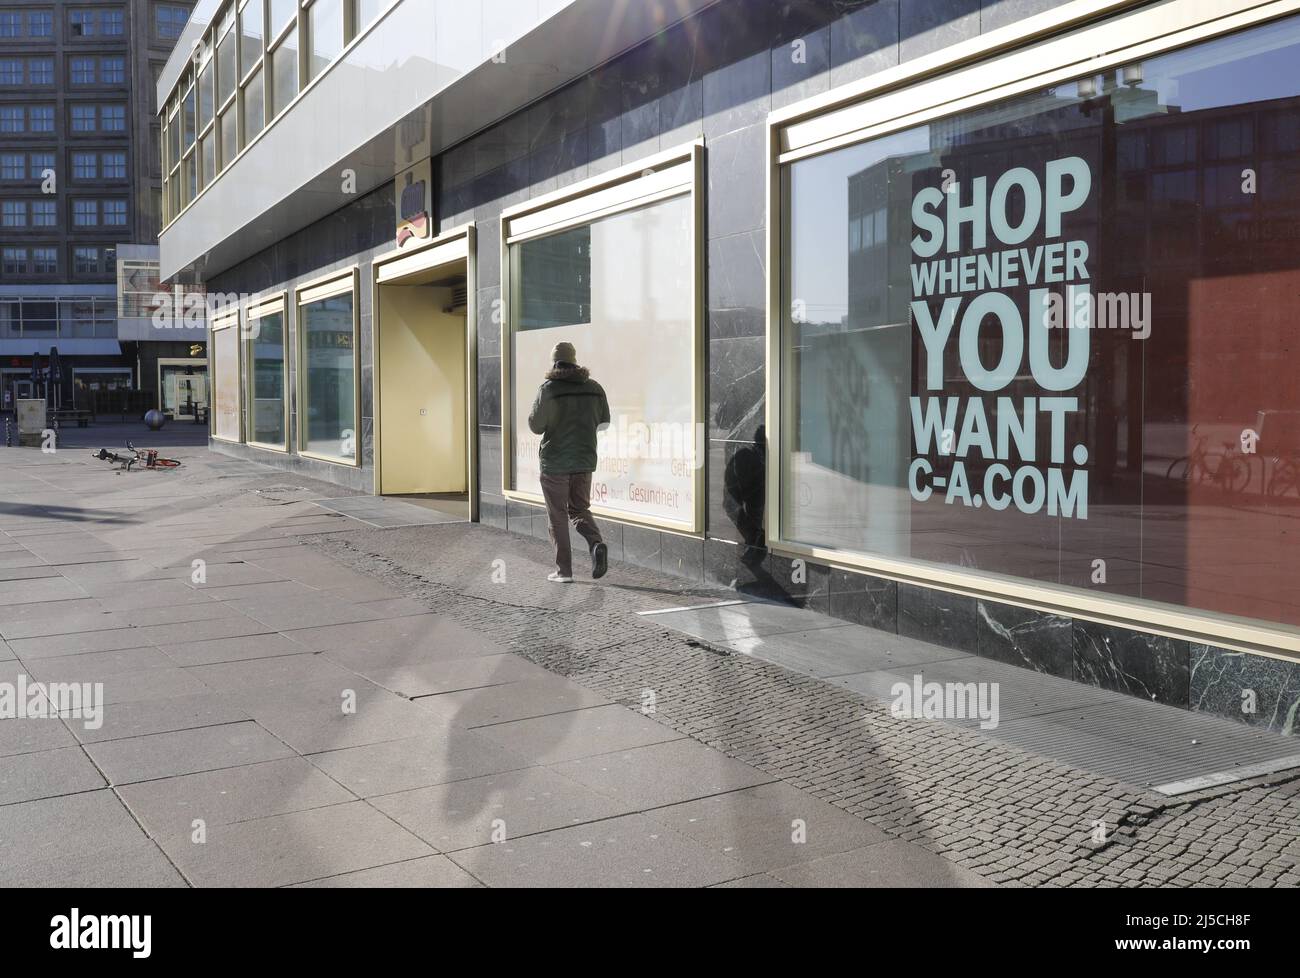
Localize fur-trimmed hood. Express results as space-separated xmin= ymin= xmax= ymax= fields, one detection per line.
xmin=545 ymin=363 xmax=590 ymax=382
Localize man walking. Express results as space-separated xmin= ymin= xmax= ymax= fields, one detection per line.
xmin=527 ymin=342 xmax=610 ymax=583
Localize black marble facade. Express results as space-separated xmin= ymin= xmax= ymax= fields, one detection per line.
xmin=203 ymin=0 xmax=1298 ymax=730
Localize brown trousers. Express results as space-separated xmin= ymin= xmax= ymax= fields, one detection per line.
xmin=539 ymin=471 xmax=604 ymax=577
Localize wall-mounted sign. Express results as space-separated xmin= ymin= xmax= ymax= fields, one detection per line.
xmin=395 ymin=159 xmax=432 ymax=248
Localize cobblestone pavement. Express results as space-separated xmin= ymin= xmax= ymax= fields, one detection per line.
xmin=308 ymin=522 xmax=1300 ymax=888
xmin=2 ymin=438 xmax=1297 ymax=887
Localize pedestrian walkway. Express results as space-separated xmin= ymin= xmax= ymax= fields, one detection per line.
xmin=0 ymin=442 xmax=988 ymax=887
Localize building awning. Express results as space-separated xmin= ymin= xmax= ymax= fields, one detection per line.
xmin=0 ymin=340 xmax=123 ymax=358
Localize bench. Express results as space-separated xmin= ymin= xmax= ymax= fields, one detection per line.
xmin=50 ymin=409 xmax=93 ymax=428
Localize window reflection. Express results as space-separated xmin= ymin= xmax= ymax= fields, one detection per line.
xmin=783 ymin=16 xmax=1300 ymax=628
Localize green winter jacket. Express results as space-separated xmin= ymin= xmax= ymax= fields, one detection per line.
xmin=527 ymin=363 xmax=611 ymax=475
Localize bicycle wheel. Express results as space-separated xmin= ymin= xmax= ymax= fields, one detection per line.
xmin=1165 ymin=457 xmax=1190 ymax=482
xmin=152 ymin=458 xmax=181 ymax=468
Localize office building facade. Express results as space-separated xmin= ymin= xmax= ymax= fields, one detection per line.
xmin=160 ymin=0 xmax=1300 ymax=731
xmin=1 ymin=0 xmax=201 ymax=414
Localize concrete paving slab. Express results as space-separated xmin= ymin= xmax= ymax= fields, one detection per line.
xmin=0 ymin=717 xmax=78 ymax=756
xmin=96 ymin=666 xmax=213 ymax=705
xmin=345 ymin=597 xmax=431 ymax=619
xmin=0 ymin=612 xmax=141 ymax=644
xmin=289 ymin=854 xmax=482 ymax=888
xmin=9 ymin=628 xmax=151 ymax=659
xmin=23 ymin=646 xmax=175 ymax=683
xmin=130 ymin=617 xmax=276 ymax=647
xmin=551 ymin=738 xmax=774 ymax=810
xmin=119 ymin=756 xmax=356 ymax=837
xmin=371 ymin=767 xmax=639 ymax=851
xmin=0 ymin=790 xmax=148 ymax=868
xmin=0 ymin=595 xmax=109 ymax=626
xmin=0 ymin=746 xmax=105 ymax=804
xmin=85 ymin=720 xmax=296 ymax=784
xmin=415 ymin=677 xmax=613 ymax=728
xmin=4 ymin=840 xmax=187 ymax=888
xmin=475 ymin=705 xmax=684 ymax=765
xmin=250 ymin=696 xmax=439 ymax=754
xmin=121 ymin=602 xmax=251 ymax=628
xmin=0 ymin=565 xmax=61 ymax=582
xmin=769 ymin=839 xmax=995 ymax=888
xmin=185 ymin=653 xmax=358 ymax=692
xmin=449 ymin=812 xmax=748 ymax=888
xmin=158 ymin=632 xmax=307 ymax=667
xmin=156 ymin=801 xmax=433 ymax=887
xmin=82 ymin=579 xmax=219 ymax=610
xmin=301 ymin=614 xmax=505 ymax=659
xmin=359 ymin=654 xmax=555 ymax=698
xmin=69 ymin=691 xmax=251 ymax=744
xmin=189 ymin=580 xmax=318 ymax=603
xmin=307 ymin=730 xmax=530 ymax=798
xmin=709 ymin=873 xmax=792 ymax=887
xmin=244 ymin=555 xmax=378 ymax=590
xmin=3 ymin=572 xmax=88 ymax=603
xmin=648 ymin=781 xmax=890 ymax=874
xmin=228 ymin=594 xmax=390 ymax=631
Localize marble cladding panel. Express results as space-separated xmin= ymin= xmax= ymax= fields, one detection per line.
xmin=898 ymin=583 xmax=977 ymax=653
xmin=975 ymin=600 xmax=1073 ymax=679
xmin=1191 ymin=644 xmax=1300 ymax=736
xmin=1073 ymin=620 xmax=1190 ymax=706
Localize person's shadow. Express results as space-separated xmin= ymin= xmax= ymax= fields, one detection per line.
xmin=723 ymin=425 xmax=766 ymax=558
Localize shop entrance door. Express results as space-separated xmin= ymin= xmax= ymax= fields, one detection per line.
xmin=373 ymin=229 xmax=477 ymax=520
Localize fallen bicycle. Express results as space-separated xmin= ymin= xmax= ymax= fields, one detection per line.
xmin=92 ymin=441 xmax=182 ymax=471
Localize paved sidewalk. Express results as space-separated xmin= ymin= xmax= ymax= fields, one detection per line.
xmin=0 ymin=442 xmax=987 ymax=887
xmin=2 ymin=441 xmax=1298 ymax=886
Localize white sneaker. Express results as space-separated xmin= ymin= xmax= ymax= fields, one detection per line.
xmin=547 ymin=572 xmax=574 ymax=583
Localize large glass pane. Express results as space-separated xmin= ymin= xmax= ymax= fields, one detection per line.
xmin=782 ymin=15 xmax=1300 ymax=629
xmin=213 ymin=325 xmax=241 ymax=441
xmin=307 ymin=0 xmax=343 ymax=82
xmin=248 ymin=311 xmax=286 ymax=445
xmin=301 ymin=292 xmax=356 ymax=460
xmin=351 ymin=0 xmax=388 ymax=38
xmin=219 ymin=107 xmax=237 ymax=169
xmin=217 ymin=30 xmax=237 ymax=105
xmin=242 ymin=67 xmax=264 ymax=140
xmin=197 ymin=60 xmax=214 ymax=128
xmin=509 ymin=194 xmax=696 ymax=527
xmin=270 ymin=0 xmax=296 ymax=37
xmin=183 ymin=88 xmax=196 ymax=145
xmin=270 ymin=27 xmax=298 ymax=118
xmin=200 ymin=131 xmax=216 ymax=189
xmin=239 ymin=0 xmax=264 ymax=78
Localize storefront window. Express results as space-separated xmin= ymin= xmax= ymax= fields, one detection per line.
xmin=212 ymin=320 xmax=241 ymax=442
xmin=506 ymin=168 xmax=699 ymax=530
xmin=160 ymin=362 xmax=208 ymax=420
xmin=299 ymin=288 xmax=356 ymax=461
xmin=248 ymin=309 xmax=286 ymax=447
xmin=781 ymin=15 xmax=1300 ymax=629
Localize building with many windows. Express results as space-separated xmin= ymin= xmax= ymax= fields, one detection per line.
xmin=0 ymin=0 xmax=202 ymax=416
xmin=159 ymin=0 xmax=1300 ymax=731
